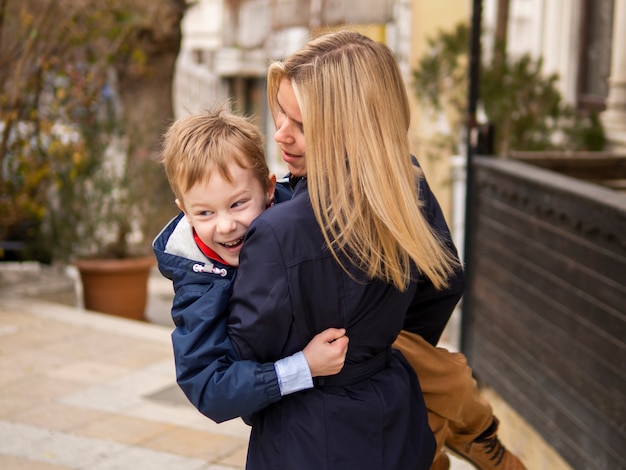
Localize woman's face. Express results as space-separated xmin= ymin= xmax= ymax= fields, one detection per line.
xmin=274 ymin=78 xmax=307 ymax=177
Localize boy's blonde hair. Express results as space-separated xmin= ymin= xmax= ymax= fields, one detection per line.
xmin=267 ymin=31 xmax=459 ymax=291
xmin=160 ymin=107 xmax=271 ymax=205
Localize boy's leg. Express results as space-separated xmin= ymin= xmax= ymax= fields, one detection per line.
xmin=393 ymin=330 xmax=493 ymax=452
xmin=393 ymin=330 xmax=526 ymax=470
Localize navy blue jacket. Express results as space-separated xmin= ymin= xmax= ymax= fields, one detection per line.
xmin=227 ymin=172 xmax=463 ymax=469
xmin=152 ymin=183 xmax=293 ymax=423
xmin=402 ymin=160 xmax=465 ymax=346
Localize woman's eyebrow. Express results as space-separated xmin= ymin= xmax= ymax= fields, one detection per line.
xmin=276 ymin=95 xmax=284 ymax=111
xmin=276 ymin=97 xmax=303 ymax=126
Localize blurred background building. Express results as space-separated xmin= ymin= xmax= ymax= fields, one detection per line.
xmin=173 ymin=0 xmax=625 ymax=221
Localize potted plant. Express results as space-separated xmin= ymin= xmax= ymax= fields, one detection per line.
xmin=42 ymin=84 xmax=175 ymax=320
xmin=33 ymin=66 xmax=152 ymax=322
xmin=64 ymin=134 xmax=164 ymax=321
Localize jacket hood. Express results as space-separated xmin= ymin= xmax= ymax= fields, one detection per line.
xmin=153 ymin=212 xmax=234 ymax=287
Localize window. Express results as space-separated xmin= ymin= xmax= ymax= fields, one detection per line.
xmin=578 ymin=0 xmax=614 ymax=111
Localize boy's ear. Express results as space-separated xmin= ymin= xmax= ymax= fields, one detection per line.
xmin=267 ymin=174 xmax=277 ymax=204
xmin=175 ymin=199 xmax=193 ymax=225
xmin=175 ymin=198 xmax=184 ymax=212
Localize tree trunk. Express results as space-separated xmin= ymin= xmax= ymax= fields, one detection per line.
xmin=115 ymin=0 xmax=187 ymax=237
xmin=116 ymin=0 xmax=186 ymax=150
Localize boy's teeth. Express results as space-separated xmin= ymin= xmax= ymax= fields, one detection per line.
xmin=223 ymin=237 xmax=243 ymax=247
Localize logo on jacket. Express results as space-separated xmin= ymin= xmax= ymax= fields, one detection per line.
xmin=193 ymin=263 xmax=227 ymax=277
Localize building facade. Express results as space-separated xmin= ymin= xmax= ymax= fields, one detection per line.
xmin=174 ymin=0 xmax=413 ymax=175
xmin=482 ymin=0 xmax=626 ymax=151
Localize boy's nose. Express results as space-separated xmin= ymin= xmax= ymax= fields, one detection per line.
xmin=216 ymin=215 xmax=236 ymax=233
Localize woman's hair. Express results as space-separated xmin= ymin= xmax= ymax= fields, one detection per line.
xmin=159 ymin=106 xmax=270 ymax=204
xmin=267 ymin=30 xmax=459 ymax=291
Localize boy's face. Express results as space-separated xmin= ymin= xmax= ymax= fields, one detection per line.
xmin=177 ymin=161 xmax=275 ymax=266
xmin=274 ymin=78 xmax=307 ymax=177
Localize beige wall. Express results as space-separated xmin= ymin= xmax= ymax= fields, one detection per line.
xmin=408 ymin=1 xmax=470 ymax=224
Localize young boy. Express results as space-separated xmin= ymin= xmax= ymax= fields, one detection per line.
xmin=154 ymin=108 xmax=525 ymax=470
xmin=153 ymin=108 xmax=348 ymax=423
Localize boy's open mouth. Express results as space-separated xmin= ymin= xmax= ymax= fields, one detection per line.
xmin=221 ymin=237 xmax=244 ymax=248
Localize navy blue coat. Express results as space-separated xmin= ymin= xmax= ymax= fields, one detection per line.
xmin=227 ymin=174 xmax=462 ymax=470
xmin=153 ymin=183 xmax=294 ymax=423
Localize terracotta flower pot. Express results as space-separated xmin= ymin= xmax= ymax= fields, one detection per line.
xmin=74 ymin=255 xmax=155 ymax=321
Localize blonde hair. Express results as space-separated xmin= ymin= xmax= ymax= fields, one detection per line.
xmin=268 ymin=31 xmax=459 ymax=291
xmin=159 ymin=106 xmax=271 ymax=205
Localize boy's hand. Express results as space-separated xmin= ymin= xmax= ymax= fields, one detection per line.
xmin=303 ymin=328 xmax=349 ymax=377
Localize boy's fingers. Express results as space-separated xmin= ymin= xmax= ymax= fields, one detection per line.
xmin=327 ymin=328 xmax=347 ymax=343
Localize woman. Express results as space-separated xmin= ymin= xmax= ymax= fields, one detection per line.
xmin=227 ymin=31 xmax=462 ymax=469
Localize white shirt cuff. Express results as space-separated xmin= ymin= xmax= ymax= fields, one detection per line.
xmin=274 ymin=351 xmax=314 ymax=396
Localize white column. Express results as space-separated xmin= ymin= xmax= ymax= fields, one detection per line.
xmin=601 ymin=0 xmax=626 ymax=152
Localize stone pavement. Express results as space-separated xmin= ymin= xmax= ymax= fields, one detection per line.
xmin=0 ymin=263 xmax=566 ymax=469
xmin=0 ymin=295 xmax=252 ymax=470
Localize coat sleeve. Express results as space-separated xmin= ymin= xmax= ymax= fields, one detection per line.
xmin=170 ymin=272 xmax=282 ymax=423
xmin=402 ymin=168 xmax=466 ymax=346
xmin=227 ymin=219 xmax=294 ymax=363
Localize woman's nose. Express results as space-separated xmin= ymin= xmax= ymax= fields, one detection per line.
xmin=274 ymin=121 xmax=294 ymax=145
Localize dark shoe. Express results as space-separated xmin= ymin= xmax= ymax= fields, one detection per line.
xmin=430 ymin=451 xmax=450 ymax=470
xmin=446 ymin=417 xmax=526 ymax=469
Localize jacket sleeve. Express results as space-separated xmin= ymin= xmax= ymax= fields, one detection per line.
xmin=170 ymin=272 xmax=282 ymax=423
xmin=227 ymin=219 xmax=294 ymax=363
xmin=402 ymin=168 xmax=466 ymax=346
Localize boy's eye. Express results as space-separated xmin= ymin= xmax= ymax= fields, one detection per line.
xmin=232 ymin=199 xmax=248 ymax=209
xmin=198 ymin=210 xmax=214 ymax=217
